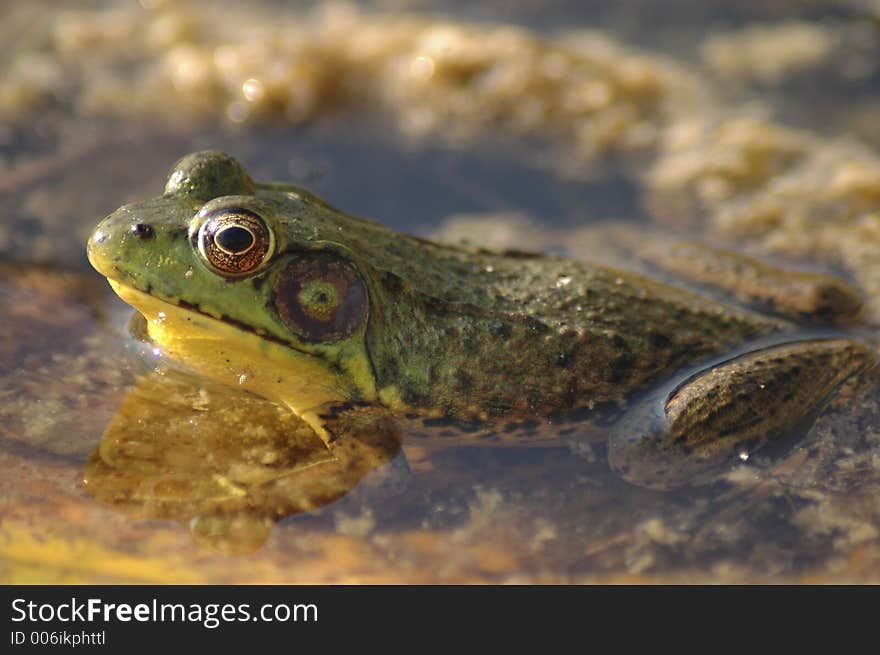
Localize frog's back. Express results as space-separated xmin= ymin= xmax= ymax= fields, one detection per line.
xmin=270 ymin=191 xmax=785 ymax=419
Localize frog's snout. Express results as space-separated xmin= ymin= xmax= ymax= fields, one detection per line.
xmin=87 ymin=208 xmax=154 ymax=280
xmin=87 ymin=211 xmax=121 ymax=277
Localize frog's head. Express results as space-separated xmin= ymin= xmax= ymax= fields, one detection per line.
xmin=88 ymin=151 xmax=387 ymax=437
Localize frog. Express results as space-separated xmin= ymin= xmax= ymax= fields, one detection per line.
xmin=86 ymin=150 xmax=878 ymax=491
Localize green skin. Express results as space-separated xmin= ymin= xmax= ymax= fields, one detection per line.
xmin=87 ymin=151 xmax=877 ymax=489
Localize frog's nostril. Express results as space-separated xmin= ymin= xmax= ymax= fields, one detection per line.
xmin=92 ymin=230 xmax=108 ymax=245
xmin=131 ymin=223 xmax=155 ymax=240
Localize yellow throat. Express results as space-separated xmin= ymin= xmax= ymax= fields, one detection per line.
xmin=108 ymin=280 xmax=366 ymax=444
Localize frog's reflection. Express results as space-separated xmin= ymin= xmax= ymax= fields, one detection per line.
xmin=84 ymin=369 xmax=402 ymax=554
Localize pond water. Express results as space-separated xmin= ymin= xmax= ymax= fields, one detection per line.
xmin=2 ymin=0 xmax=880 ymax=583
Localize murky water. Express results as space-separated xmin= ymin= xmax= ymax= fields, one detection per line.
xmin=2 ymin=0 xmax=880 ymax=583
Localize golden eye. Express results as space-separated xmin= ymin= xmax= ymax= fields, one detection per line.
xmin=197 ymin=208 xmax=273 ymax=277
xmin=273 ymin=252 xmax=367 ymax=342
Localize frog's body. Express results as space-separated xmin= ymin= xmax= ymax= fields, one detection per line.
xmin=88 ymin=151 xmax=877 ymax=489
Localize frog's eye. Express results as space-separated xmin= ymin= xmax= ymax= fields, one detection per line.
xmin=273 ymin=252 xmax=367 ymax=342
xmin=197 ymin=207 xmax=273 ymax=277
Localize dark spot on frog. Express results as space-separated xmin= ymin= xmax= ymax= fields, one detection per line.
xmin=317 ymin=401 xmax=360 ymax=420
xmin=130 ymin=223 xmax=154 ymax=240
xmin=610 ymin=352 xmax=634 ymax=383
xmin=489 ymin=320 xmax=511 ymax=338
xmin=456 ymin=370 xmax=474 ymax=392
xmin=400 ymin=383 xmax=427 ymax=407
xmin=553 ymin=351 xmax=574 ymax=368
xmin=486 ymin=398 xmax=514 ymax=416
xmin=518 ymin=419 xmax=540 ymax=435
xmin=528 ymin=321 xmax=550 ymax=335
xmin=648 ymin=331 xmax=671 ymax=348
xmin=252 ymin=274 xmax=267 ymax=292
xmin=374 ymin=354 xmax=399 ymax=384
xmin=498 ymin=248 xmax=544 ymax=259
xmin=422 ymin=416 xmax=456 ymax=428
xmin=382 ymin=271 xmax=404 ymax=292
xmin=457 ymin=421 xmax=483 ymax=433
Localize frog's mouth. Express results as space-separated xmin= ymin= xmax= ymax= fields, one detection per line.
xmin=106 ymin=280 xmax=355 ymax=443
